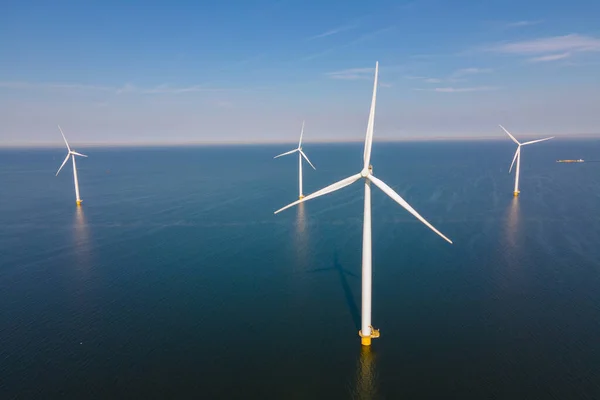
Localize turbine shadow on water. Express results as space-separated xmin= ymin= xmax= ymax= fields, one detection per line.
xmin=307 ymin=251 xmax=361 ymax=330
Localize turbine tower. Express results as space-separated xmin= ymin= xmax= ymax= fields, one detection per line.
xmin=499 ymin=125 xmax=553 ymax=197
xmin=56 ymin=125 xmax=88 ymax=206
xmin=274 ymin=121 xmax=316 ymax=199
xmin=275 ymin=62 xmax=452 ymax=346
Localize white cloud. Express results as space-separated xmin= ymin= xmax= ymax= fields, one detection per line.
xmin=416 ymin=86 xmax=498 ymax=93
xmin=488 ymin=34 xmax=600 ymax=55
xmin=528 ymin=52 xmax=571 ymax=62
xmin=505 ymin=20 xmax=543 ymax=28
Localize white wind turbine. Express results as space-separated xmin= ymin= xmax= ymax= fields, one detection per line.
xmin=56 ymin=125 xmax=88 ymax=206
xmin=274 ymin=121 xmax=316 ymax=199
xmin=274 ymin=62 xmax=453 ymax=346
xmin=499 ymin=125 xmax=554 ymax=197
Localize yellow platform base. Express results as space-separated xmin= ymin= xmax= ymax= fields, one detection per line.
xmin=513 ymin=191 xmax=520 ymax=197
xmin=76 ymin=200 xmax=82 ymax=206
xmin=299 ymin=195 xmax=305 ymax=199
xmin=359 ymin=327 xmax=380 ymax=346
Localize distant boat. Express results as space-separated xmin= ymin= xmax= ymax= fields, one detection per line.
xmin=556 ymin=159 xmax=584 ymax=163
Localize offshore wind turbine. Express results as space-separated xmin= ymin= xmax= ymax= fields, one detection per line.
xmin=274 ymin=121 xmax=316 ymax=199
xmin=499 ymin=125 xmax=554 ymax=197
xmin=275 ymin=62 xmax=453 ymax=346
xmin=56 ymin=125 xmax=88 ymax=206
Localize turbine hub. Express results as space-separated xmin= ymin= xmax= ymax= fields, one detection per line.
xmin=360 ymin=165 xmax=373 ymax=177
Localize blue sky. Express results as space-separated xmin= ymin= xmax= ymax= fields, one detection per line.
xmin=1 ymin=0 xmax=599 ymax=145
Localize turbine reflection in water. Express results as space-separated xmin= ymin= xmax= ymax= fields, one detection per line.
xmin=499 ymin=197 xmax=524 ymax=288
xmin=73 ymin=206 xmax=93 ymax=277
xmin=505 ymin=197 xmax=520 ymax=250
xmin=351 ymin=346 xmax=379 ymax=400
xmin=294 ymin=203 xmax=308 ymax=271
xmin=292 ymin=203 xmax=311 ymax=304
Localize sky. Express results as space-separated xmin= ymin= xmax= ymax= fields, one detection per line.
xmin=1 ymin=0 xmax=600 ymax=146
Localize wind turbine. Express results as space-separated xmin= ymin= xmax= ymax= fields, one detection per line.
xmin=56 ymin=125 xmax=88 ymax=206
xmin=274 ymin=62 xmax=453 ymax=346
xmin=274 ymin=121 xmax=316 ymax=199
xmin=499 ymin=125 xmax=553 ymax=197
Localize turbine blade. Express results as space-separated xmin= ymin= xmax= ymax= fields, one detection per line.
xmin=56 ymin=153 xmax=70 ymax=176
xmin=298 ymin=120 xmax=305 ymax=148
xmin=509 ymin=147 xmax=520 ymax=174
xmin=274 ymin=149 xmax=298 ymax=159
xmin=275 ymin=173 xmax=362 ymax=214
xmin=521 ymin=136 xmax=554 ymax=146
xmin=58 ymin=125 xmax=71 ymax=151
xmin=499 ymin=124 xmax=520 ymax=145
xmin=299 ymin=150 xmax=316 ymax=170
xmin=71 ymin=151 xmax=88 ymax=157
xmin=363 ymin=61 xmax=379 ymax=170
xmin=368 ymin=175 xmax=453 ymax=244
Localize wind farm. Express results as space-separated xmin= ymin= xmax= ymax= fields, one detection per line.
xmin=275 ymin=62 xmax=453 ymax=346
xmin=500 ymin=125 xmax=554 ymax=197
xmin=274 ymin=121 xmax=316 ymax=199
xmin=4 ymin=0 xmax=600 ymax=397
xmin=55 ymin=125 xmax=88 ymax=206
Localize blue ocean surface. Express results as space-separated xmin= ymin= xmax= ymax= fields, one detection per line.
xmin=1 ymin=140 xmax=600 ymax=398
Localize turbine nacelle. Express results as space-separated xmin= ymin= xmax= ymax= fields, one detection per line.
xmin=56 ymin=126 xmax=87 ymax=176
xmin=500 ymin=124 xmax=554 ymax=174
xmin=275 ymin=62 xmax=452 ymax=244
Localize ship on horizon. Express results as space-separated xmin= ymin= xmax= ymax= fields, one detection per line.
xmin=556 ymin=159 xmax=584 ymax=163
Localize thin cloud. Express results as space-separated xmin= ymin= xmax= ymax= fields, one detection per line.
xmin=528 ymin=52 xmax=571 ymax=62
xmin=487 ymin=34 xmax=600 ymax=55
xmin=143 ymin=84 xmax=228 ymax=94
xmin=0 ymin=81 xmax=114 ymax=91
xmin=308 ymin=24 xmax=359 ymax=40
xmin=505 ymin=20 xmax=543 ymax=28
xmin=326 ymin=64 xmax=405 ymax=81
xmin=116 ymin=83 xmax=136 ymax=94
xmin=404 ymin=75 xmax=442 ymax=83
xmin=0 ymin=80 xmax=228 ymax=95
xmin=326 ymin=67 xmax=374 ymax=80
xmin=302 ymin=26 xmax=395 ymax=61
xmin=215 ymin=100 xmax=234 ymax=108
xmin=452 ymin=67 xmax=493 ymax=77
xmin=405 ymin=70 xmax=485 ymax=84
xmin=415 ymin=86 xmax=498 ymax=93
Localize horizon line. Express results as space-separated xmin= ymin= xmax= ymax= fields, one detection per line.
xmin=1 ymin=133 xmax=599 ymax=149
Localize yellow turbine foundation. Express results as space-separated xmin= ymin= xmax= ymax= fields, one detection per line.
xmin=299 ymin=195 xmax=305 ymax=199
xmin=359 ymin=327 xmax=380 ymax=346
xmin=76 ymin=200 xmax=82 ymax=206
xmin=513 ymin=191 xmax=520 ymax=197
